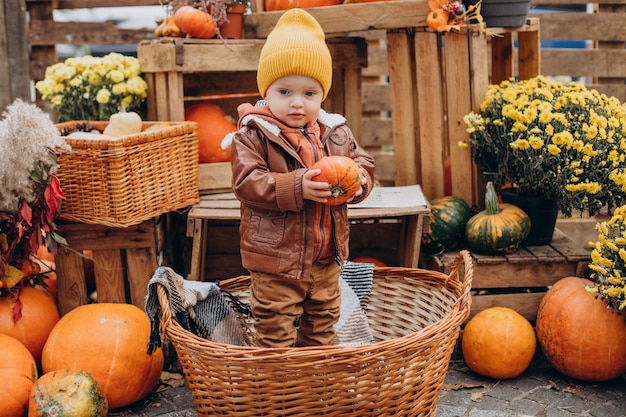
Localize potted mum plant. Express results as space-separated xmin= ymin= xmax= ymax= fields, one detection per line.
xmin=34 ymin=52 xmax=148 ymax=122
xmin=463 ymin=75 xmax=626 ymax=245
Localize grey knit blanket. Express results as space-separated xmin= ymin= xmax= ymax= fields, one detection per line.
xmin=145 ymin=261 xmax=375 ymax=352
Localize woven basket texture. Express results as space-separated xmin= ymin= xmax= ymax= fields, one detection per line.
xmin=157 ymin=251 xmax=473 ymax=417
xmin=55 ymin=121 xmax=199 ymax=228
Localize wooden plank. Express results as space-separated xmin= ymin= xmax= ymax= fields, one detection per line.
xmin=414 ymin=30 xmax=444 ymax=200
xmin=534 ymin=12 xmax=626 ymax=41
xmin=360 ymin=117 xmax=392 ymax=148
xmin=243 ymin=0 xmax=431 ymax=38
xmin=469 ymin=292 xmax=546 ymax=322
xmin=55 ymin=248 xmax=89 ymax=316
xmin=386 ymin=30 xmax=418 ymax=186
xmin=199 ymin=162 xmax=232 ymax=193
xmin=125 ymin=247 xmax=158 ymax=308
xmin=58 ymin=220 xmax=157 ymax=251
xmin=28 ymin=21 xmax=155 ymax=45
xmin=91 ymin=249 xmax=126 ymax=303
xmin=517 ymin=23 xmax=541 ymax=81
xmin=443 ymin=31 xmax=473 ymax=204
xmin=362 ymin=84 xmax=391 ymax=113
xmin=490 ymin=32 xmax=515 ymax=84
xmin=542 ymin=49 xmax=626 ymax=78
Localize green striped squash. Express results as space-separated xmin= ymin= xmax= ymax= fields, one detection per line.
xmin=421 ymin=196 xmax=472 ymax=253
xmin=465 ymin=182 xmax=531 ymax=255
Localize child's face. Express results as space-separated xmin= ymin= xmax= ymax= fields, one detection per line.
xmin=265 ymin=75 xmax=324 ymax=128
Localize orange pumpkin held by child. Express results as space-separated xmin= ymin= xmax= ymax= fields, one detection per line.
xmin=311 ymin=156 xmax=362 ymax=206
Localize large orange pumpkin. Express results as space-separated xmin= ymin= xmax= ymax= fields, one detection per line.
xmin=536 ymin=276 xmax=626 ymax=382
xmin=29 ymin=369 xmax=108 ymax=417
xmin=311 ymin=155 xmax=362 ymax=206
xmin=41 ymin=303 xmax=164 ymax=409
xmin=0 ymin=334 xmax=38 ymax=417
xmin=0 ymin=286 xmax=60 ymax=363
xmin=264 ymin=0 xmax=340 ymax=11
xmin=462 ymin=307 xmax=536 ymax=379
xmin=185 ymin=102 xmax=236 ymax=163
xmin=351 ymin=256 xmax=388 ymax=267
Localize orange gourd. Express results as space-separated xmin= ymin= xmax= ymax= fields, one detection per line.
xmin=0 ymin=334 xmax=38 ymax=417
xmin=29 ymin=369 xmax=108 ymax=417
xmin=264 ymin=0 xmax=340 ymax=11
xmin=185 ymin=102 xmax=235 ymax=163
xmin=0 ymin=286 xmax=60 ymax=364
xmin=174 ymin=5 xmax=217 ymax=39
xmin=311 ymin=156 xmax=362 ymax=206
xmin=536 ymin=276 xmax=626 ymax=382
xmin=41 ymin=303 xmax=164 ymax=409
xmin=462 ymin=307 xmax=536 ymax=379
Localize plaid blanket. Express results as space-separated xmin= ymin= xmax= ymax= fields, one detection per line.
xmin=145 ymin=261 xmax=374 ymax=351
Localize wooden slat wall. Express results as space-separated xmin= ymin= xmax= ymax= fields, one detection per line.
xmin=531 ymin=0 xmax=626 ymax=102
xmin=22 ymin=1 xmax=626 ymax=188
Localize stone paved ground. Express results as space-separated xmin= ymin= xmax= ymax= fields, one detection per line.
xmin=109 ymin=355 xmax=626 ymax=417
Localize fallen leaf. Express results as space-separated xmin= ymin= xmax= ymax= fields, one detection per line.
xmin=471 ymin=390 xmax=487 ymax=401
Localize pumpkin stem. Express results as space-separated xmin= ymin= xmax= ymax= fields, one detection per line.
xmin=485 ymin=182 xmax=502 ymax=215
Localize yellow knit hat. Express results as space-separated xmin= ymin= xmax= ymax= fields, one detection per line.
xmin=257 ymin=8 xmax=332 ymax=100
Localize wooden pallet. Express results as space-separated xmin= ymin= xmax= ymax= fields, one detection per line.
xmin=427 ymin=228 xmax=591 ymax=323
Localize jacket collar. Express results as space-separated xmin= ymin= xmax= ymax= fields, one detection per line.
xmin=221 ymin=103 xmax=346 ymax=150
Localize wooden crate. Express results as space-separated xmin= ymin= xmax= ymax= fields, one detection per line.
xmin=137 ymin=36 xmax=368 ymax=193
xmin=186 ymin=190 xmax=430 ymax=280
xmin=426 ymin=227 xmax=591 ymax=323
xmin=54 ymin=219 xmax=162 ymax=316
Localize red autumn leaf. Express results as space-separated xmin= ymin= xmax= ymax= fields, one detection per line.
xmin=20 ymin=202 xmax=32 ymax=226
xmin=45 ymin=175 xmax=65 ymax=217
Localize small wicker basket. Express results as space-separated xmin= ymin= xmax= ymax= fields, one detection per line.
xmin=157 ymin=251 xmax=473 ymax=417
xmin=55 ymin=121 xmax=199 ymax=228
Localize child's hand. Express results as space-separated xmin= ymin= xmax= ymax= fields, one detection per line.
xmin=348 ymin=169 xmax=368 ymax=201
xmin=303 ymin=169 xmax=332 ymax=203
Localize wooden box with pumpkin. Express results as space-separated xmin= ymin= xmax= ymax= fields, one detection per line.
xmin=137 ymin=36 xmax=368 ymax=194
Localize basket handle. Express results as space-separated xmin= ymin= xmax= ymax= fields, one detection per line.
xmin=156 ymin=284 xmax=175 ymax=339
xmin=448 ymin=249 xmax=474 ymax=309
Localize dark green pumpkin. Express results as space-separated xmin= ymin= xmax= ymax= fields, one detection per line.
xmin=421 ymin=196 xmax=472 ymax=253
xmin=465 ymin=182 xmax=531 ymax=255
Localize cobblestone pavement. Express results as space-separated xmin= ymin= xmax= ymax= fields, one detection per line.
xmin=110 ymin=355 xmax=626 ymax=417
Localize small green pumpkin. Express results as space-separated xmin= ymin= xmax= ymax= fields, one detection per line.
xmin=421 ymin=196 xmax=472 ymax=253
xmin=465 ymin=182 xmax=531 ymax=255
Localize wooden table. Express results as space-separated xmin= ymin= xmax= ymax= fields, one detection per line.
xmin=186 ymin=188 xmax=430 ymax=281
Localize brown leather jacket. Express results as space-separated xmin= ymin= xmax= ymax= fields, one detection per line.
xmin=225 ymin=103 xmax=375 ymax=280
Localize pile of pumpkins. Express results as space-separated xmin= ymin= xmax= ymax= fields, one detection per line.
xmin=422 ymin=181 xmax=531 ymax=256
xmin=424 ymin=182 xmax=626 ymax=383
xmin=0 ymin=255 xmax=164 ymax=417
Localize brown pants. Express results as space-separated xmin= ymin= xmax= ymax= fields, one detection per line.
xmin=250 ymin=259 xmax=341 ymax=348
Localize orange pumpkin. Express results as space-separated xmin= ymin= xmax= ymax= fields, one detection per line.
xmin=29 ymin=369 xmax=108 ymax=417
xmin=41 ymin=303 xmax=164 ymax=409
xmin=264 ymin=0 xmax=340 ymax=11
xmin=311 ymin=156 xmax=362 ymax=206
xmin=351 ymin=256 xmax=388 ymax=267
xmin=426 ymin=9 xmax=450 ymax=32
xmin=0 ymin=286 xmax=60 ymax=363
xmin=0 ymin=334 xmax=38 ymax=417
xmin=536 ymin=276 xmax=626 ymax=382
xmin=174 ymin=5 xmax=217 ymax=39
xmin=185 ymin=102 xmax=236 ymax=163
xmin=462 ymin=307 xmax=536 ymax=379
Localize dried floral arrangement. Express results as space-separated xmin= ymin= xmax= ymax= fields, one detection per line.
xmin=162 ymin=0 xmax=248 ymax=30
xmin=0 ymin=99 xmax=70 ymax=295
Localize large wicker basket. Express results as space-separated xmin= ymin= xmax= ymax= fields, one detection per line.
xmin=55 ymin=121 xmax=199 ymax=228
xmin=156 ymin=251 xmax=473 ymax=417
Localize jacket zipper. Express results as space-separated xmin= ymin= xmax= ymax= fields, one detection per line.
xmin=300 ymin=127 xmax=327 ymax=261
